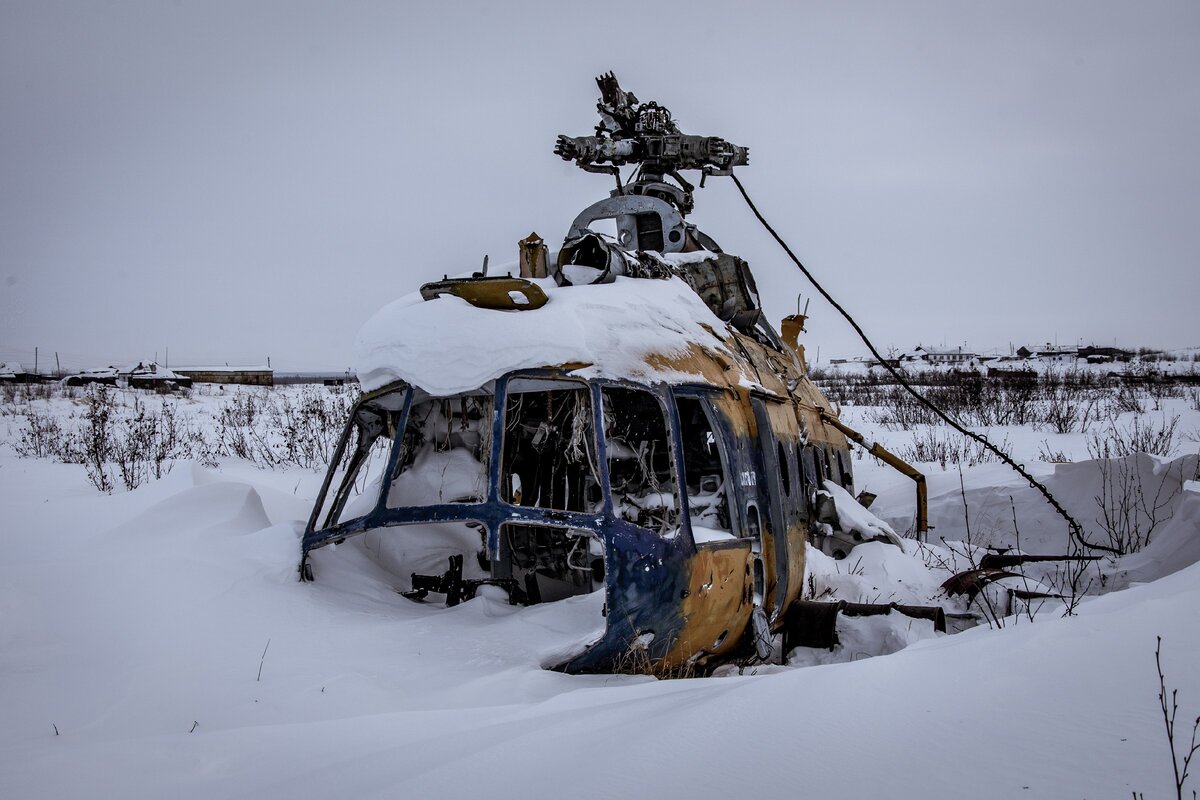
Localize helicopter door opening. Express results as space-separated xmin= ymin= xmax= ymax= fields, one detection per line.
xmin=601 ymin=386 xmax=680 ymax=535
xmin=750 ymin=397 xmax=796 ymax=619
xmin=673 ymin=396 xmax=735 ymax=543
xmin=489 ymin=377 xmax=605 ymax=606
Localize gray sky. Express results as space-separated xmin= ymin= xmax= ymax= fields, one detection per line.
xmin=2 ymin=1 xmax=1198 ymax=371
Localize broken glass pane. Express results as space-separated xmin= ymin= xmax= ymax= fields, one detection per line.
xmin=313 ymin=392 xmax=404 ymax=530
xmin=387 ymin=391 xmax=494 ymax=508
xmin=501 ymin=378 xmax=599 ymax=512
xmin=675 ymin=395 xmax=734 ymax=542
xmin=601 ymin=386 xmax=680 ymax=534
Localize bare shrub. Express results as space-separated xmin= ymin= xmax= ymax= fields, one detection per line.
xmin=1037 ymin=441 xmax=1070 ymax=463
xmin=1090 ymin=456 xmax=1180 ymax=555
xmin=7 ymin=383 xmax=360 ymax=492
xmin=1087 ymin=415 xmax=1180 ymax=459
xmin=70 ymin=386 xmax=118 ymax=493
xmin=1112 ymin=381 xmax=1145 ymax=415
xmin=269 ymin=386 xmax=355 ymax=469
xmin=1151 ymin=636 xmax=1200 ymax=800
xmin=1041 ymin=380 xmax=1102 ymax=434
xmin=0 ymin=381 xmax=58 ymax=407
xmin=212 ymin=385 xmax=356 ymax=469
xmin=896 ymin=428 xmax=1009 ymax=470
xmin=110 ymin=396 xmax=194 ymax=490
xmin=862 ymin=386 xmax=939 ymax=428
xmin=13 ymin=408 xmax=67 ymax=459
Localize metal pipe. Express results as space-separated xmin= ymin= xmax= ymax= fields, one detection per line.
xmin=818 ymin=410 xmax=929 ymax=541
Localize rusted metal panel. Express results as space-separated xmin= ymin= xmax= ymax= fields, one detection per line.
xmin=518 ymin=232 xmax=548 ymax=279
xmin=663 ymin=543 xmax=753 ymax=666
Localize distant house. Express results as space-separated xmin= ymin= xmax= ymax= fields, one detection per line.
xmin=1016 ymin=343 xmax=1077 ymax=362
xmin=901 ymin=345 xmax=979 ymax=365
xmin=173 ymin=365 xmax=273 ymax=386
xmin=63 ymin=362 xmax=191 ymax=389
xmin=0 ymin=362 xmax=39 ymax=383
xmin=1077 ymin=345 xmax=1133 ymax=364
xmin=63 ymin=367 xmax=119 ymax=387
xmin=120 ymin=362 xmax=193 ymax=389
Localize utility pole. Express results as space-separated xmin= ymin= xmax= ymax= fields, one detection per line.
xmin=34 ymin=347 xmax=38 ymax=376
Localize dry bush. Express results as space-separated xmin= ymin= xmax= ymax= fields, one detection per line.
xmin=1089 ymin=455 xmax=1181 ymax=555
xmin=896 ymin=428 xmax=1009 ymax=470
xmin=7 ymin=383 xmax=360 ymax=492
xmin=1086 ymin=415 xmax=1180 ymax=459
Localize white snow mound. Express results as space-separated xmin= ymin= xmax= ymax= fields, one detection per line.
xmin=354 ymin=276 xmax=740 ymax=394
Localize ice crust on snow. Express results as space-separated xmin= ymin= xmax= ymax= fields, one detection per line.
xmin=353 ymin=276 xmax=740 ymax=394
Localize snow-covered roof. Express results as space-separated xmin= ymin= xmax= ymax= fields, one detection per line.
xmin=117 ymin=362 xmax=186 ymax=380
xmin=354 ymin=276 xmax=746 ymax=395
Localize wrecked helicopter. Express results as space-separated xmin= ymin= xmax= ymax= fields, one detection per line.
xmin=299 ymin=73 xmax=941 ymax=674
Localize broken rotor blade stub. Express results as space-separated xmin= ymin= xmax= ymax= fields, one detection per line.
xmin=419 ymin=277 xmax=548 ymax=311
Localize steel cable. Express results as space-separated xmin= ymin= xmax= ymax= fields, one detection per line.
xmin=728 ymin=173 xmax=1117 ymax=555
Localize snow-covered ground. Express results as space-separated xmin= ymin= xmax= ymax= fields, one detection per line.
xmin=2 ymin=382 xmax=1199 ymax=798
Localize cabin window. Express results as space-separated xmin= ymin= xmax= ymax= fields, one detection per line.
xmin=674 ymin=396 xmax=734 ymax=541
xmin=777 ymin=441 xmax=791 ymax=497
xmin=836 ymin=449 xmax=854 ymax=492
xmin=800 ymin=445 xmax=820 ymax=497
xmin=501 ymin=378 xmax=599 ymax=512
xmin=601 ymin=386 xmax=679 ymax=534
xmin=312 ymin=392 xmax=406 ymax=530
xmin=386 ymin=390 xmax=493 ymax=508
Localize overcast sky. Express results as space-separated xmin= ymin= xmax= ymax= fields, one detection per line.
xmin=2 ymin=1 xmax=1197 ymax=371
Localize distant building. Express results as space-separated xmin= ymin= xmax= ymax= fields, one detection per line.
xmin=274 ymin=370 xmax=357 ymax=386
xmin=120 ymin=362 xmax=193 ymax=389
xmin=0 ymin=362 xmax=39 ymax=383
xmin=62 ymin=367 xmax=119 ymax=387
xmin=901 ymin=345 xmax=979 ymax=365
xmin=173 ymin=365 xmax=273 ymax=386
xmin=1016 ymin=343 xmax=1077 ymax=362
xmin=1077 ymin=345 xmax=1133 ymax=364
xmin=63 ymin=362 xmax=192 ymax=389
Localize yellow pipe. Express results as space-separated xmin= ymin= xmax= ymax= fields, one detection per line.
xmin=817 ymin=410 xmax=929 ymax=540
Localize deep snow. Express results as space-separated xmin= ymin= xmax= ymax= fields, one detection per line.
xmin=1 ymin=386 xmax=1199 ymax=799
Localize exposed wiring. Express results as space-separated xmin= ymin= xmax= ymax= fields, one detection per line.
xmin=728 ymin=172 xmax=1117 ymax=556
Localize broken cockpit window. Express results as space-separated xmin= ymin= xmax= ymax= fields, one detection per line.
xmin=386 ymin=390 xmax=493 ymax=507
xmin=602 ymin=386 xmax=680 ymax=534
xmin=310 ymin=390 xmax=405 ymax=530
xmin=674 ymin=396 xmax=734 ymax=542
xmin=501 ymin=378 xmax=599 ymax=511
